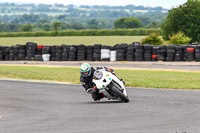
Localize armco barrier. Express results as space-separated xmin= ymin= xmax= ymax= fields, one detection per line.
xmin=0 ymin=42 xmax=200 ymax=62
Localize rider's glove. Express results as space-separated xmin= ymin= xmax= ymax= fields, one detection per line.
xmin=87 ymin=86 xmax=97 ymax=94
xmin=107 ymin=68 xmax=113 ymax=72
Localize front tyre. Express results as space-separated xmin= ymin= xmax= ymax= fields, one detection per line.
xmin=110 ymin=85 xmax=129 ymax=103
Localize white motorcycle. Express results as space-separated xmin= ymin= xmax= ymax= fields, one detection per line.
xmin=93 ymin=68 xmax=129 ymax=102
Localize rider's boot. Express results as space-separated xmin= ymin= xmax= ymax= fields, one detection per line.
xmin=92 ymin=91 xmax=104 ymax=101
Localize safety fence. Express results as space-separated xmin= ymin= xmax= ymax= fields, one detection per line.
xmin=0 ymin=42 xmax=200 ymax=62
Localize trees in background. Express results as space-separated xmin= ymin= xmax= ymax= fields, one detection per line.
xmin=161 ymin=0 xmax=200 ymax=42
xmin=114 ymin=17 xmax=143 ymax=29
xmin=20 ymin=24 xmax=33 ymax=32
xmin=0 ymin=3 xmax=168 ymax=32
xmin=53 ymin=22 xmax=61 ymax=35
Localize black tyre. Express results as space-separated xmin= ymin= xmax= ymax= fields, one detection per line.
xmin=56 ymin=53 xmax=62 ymax=58
xmin=93 ymin=53 xmax=100 ymax=58
xmin=135 ymin=45 xmax=143 ymax=49
xmin=136 ymin=49 xmax=144 ymax=53
xmin=78 ymin=50 xmax=85 ymax=53
xmin=116 ymin=53 xmax=125 ymax=57
xmin=144 ymin=50 xmax=152 ymax=54
xmin=110 ymin=83 xmax=129 ymax=103
xmin=56 ymin=46 xmax=63 ymax=50
xmin=93 ymin=49 xmax=101 ymax=53
xmin=63 ymin=49 xmax=70 ymax=53
xmin=167 ymin=49 xmax=176 ymax=54
xmin=42 ymin=51 xmax=50 ymax=54
xmin=93 ymin=44 xmax=102 ymax=49
xmin=0 ymin=50 xmax=3 ymax=54
xmin=62 ymin=58 xmax=68 ymax=61
xmin=143 ymin=45 xmax=152 ymax=50
xmin=56 ymin=50 xmax=62 ymax=54
xmin=87 ymin=46 xmax=93 ymax=50
xmin=117 ymin=49 xmax=126 ymax=53
xmin=117 ymin=44 xmax=127 ymax=49
xmin=126 ymin=54 xmax=134 ymax=58
xmin=126 ymin=58 xmax=135 ymax=61
xmin=70 ymin=47 xmax=77 ymax=52
xmin=135 ymin=58 xmax=144 ymax=61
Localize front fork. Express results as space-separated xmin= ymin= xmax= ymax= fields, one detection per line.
xmin=109 ymin=81 xmax=128 ymax=97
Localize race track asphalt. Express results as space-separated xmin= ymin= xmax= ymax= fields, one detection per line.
xmin=0 ymin=80 xmax=200 ymax=133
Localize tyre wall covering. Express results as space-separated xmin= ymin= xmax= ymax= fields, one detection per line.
xmin=0 ymin=42 xmax=200 ymax=62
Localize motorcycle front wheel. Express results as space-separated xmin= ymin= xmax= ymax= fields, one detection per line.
xmin=110 ymin=84 xmax=129 ymax=103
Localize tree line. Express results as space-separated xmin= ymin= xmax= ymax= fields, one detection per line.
xmin=0 ymin=2 xmax=167 ymax=32
xmin=0 ymin=13 xmax=166 ymax=32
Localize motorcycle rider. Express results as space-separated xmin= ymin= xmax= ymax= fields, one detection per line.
xmin=80 ymin=63 xmax=124 ymax=101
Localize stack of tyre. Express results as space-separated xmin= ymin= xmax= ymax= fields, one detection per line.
xmin=50 ymin=46 xmax=56 ymax=61
xmin=86 ymin=45 xmax=93 ymax=61
xmin=152 ymin=46 xmax=159 ymax=61
xmin=77 ymin=44 xmax=86 ymax=61
xmin=126 ymin=44 xmax=135 ymax=61
xmin=110 ymin=45 xmax=117 ymax=61
xmin=26 ymin=42 xmax=37 ymax=60
xmin=41 ymin=46 xmax=51 ymax=61
xmin=62 ymin=45 xmax=70 ymax=61
xmin=34 ymin=45 xmax=43 ymax=61
xmin=93 ymin=44 xmax=101 ymax=61
xmin=101 ymin=45 xmax=110 ymax=61
xmin=116 ymin=43 xmax=127 ymax=61
xmin=34 ymin=55 xmax=43 ymax=61
xmin=174 ymin=45 xmax=183 ymax=61
xmin=195 ymin=45 xmax=200 ymax=62
xmin=56 ymin=46 xmax=63 ymax=61
xmin=135 ymin=45 xmax=144 ymax=61
xmin=4 ymin=47 xmax=10 ymax=60
xmin=15 ymin=45 xmax=24 ymax=61
xmin=36 ymin=45 xmax=43 ymax=55
xmin=166 ymin=45 xmax=176 ymax=61
xmin=184 ymin=46 xmax=195 ymax=61
xmin=0 ymin=46 xmax=4 ymax=61
xmin=10 ymin=46 xmax=19 ymax=61
xmin=157 ymin=45 xmax=166 ymax=61
xmin=69 ymin=45 xmax=78 ymax=61
xmin=143 ymin=45 xmax=152 ymax=61
xmin=17 ymin=45 xmax=26 ymax=60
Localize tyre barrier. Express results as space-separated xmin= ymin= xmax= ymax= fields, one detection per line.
xmin=0 ymin=42 xmax=200 ymax=62
xmin=101 ymin=46 xmax=111 ymax=61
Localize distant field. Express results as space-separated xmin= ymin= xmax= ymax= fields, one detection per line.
xmin=0 ymin=36 xmax=146 ymax=46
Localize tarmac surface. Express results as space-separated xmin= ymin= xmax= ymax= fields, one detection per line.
xmin=0 ymin=80 xmax=200 ymax=133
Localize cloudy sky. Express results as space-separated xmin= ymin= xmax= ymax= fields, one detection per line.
xmin=0 ymin=0 xmax=187 ymax=9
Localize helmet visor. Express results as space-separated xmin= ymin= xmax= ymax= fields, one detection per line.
xmin=83 ymin=71 xmax=89 ymax=75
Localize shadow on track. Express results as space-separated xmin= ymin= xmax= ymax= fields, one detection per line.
xmin=85 ymin=100 xmax=130 ymax=104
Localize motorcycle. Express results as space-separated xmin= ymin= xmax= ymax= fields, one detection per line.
xmin=93 ymin=68 xmax=129 ymax=102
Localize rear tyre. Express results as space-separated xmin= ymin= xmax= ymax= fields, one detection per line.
xmin=110 ymin=84 xmax=129 ymax=103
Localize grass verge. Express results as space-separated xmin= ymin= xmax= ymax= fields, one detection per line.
xmin=0 ymin=65 xmax=200 ymax=89
xmin=0 ymin=36 xmax=145 ymax=46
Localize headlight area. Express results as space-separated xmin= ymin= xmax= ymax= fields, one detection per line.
xmin=93 ymin=71 xmax=103 ymax=80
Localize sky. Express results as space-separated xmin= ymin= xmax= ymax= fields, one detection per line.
xmin=0 ymin=0 xmax=188 ymax=9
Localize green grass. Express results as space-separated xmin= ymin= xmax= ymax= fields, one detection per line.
xmin=0 ymin=65 xmax=200 ymax=89
xmin=0 ymin=36 xmax=145 ymax=46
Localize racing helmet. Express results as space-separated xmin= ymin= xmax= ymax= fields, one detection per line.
xmin=80 ymin=63 xmax=91 ymax=77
